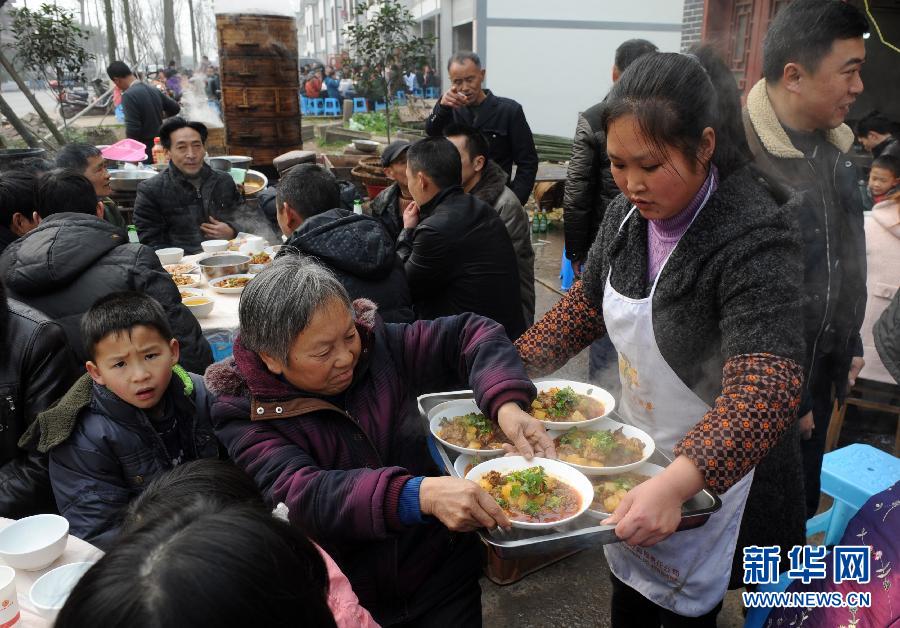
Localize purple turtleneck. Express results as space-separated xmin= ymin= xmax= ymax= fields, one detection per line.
xmin=647 ymin=164 xmax=718 ymax=282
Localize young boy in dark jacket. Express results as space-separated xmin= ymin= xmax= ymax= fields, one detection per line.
xmin=23 ymin=292 xmax=218 ymax=548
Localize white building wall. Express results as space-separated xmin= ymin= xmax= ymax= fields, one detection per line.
xmin=480 ymin=0 xmax=684 ymax=137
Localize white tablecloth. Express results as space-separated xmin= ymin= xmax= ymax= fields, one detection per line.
xmin=182 ymin=254 xmax=242 ymax=332
xmin=0 ymin=518 xmax=103 ymax=627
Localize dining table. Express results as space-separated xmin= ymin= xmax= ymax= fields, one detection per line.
xmin=0 ymin=518 xmax=103 ymax=627
xmin=180 ymin=253 xmax=243 ymax=333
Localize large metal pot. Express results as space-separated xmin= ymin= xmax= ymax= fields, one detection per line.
xmin=109 ymin=169 xmax=157 ymax=192
xmin=197 ymin=254 xmax=251 ymax=281
xmin=209 ymin=155 xmax=253 ymax=172
xmin=241 ymin=169 xmax=268 ymax=198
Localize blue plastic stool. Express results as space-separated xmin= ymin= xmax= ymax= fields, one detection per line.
xmin=425 ymin=87 xmax=439 ymax=99
xmin=412 ymin=87 xmax=424 ymax=98
xmin=560 ymin=247 xmax=575 ymax=291
xmin=300 ymin=95 xmax=309 ymax=115
xmin=352 ymin=97 xmax=367 ymax=113
xmin=806 ymin=443 xmax=900 ymax=545
xmin=395 ymin=90 xmax=407 ymax=104
xmin=374 ymin=101 xmax=387 ymax=112
xmin=323 ymin=97 xmax=340 ymax=116
xmin=308 ymin=98 xmax=324 ymax=116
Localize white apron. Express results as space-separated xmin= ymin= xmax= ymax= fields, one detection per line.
xmin=602 ymin=200 xmax=754 ymax=617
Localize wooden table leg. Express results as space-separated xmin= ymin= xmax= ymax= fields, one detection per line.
xmin=824 ymin=399 xmax=849 ymax=454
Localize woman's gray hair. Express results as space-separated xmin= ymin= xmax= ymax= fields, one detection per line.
xmin=238 ymin=255 xmax=352 ymax=364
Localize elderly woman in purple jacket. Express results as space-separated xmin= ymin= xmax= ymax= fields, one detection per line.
xmin=206 ymin=255 xmax=552 ymax=626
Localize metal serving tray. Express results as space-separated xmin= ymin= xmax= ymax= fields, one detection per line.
xmin=418 ymin=390 xmax=722 ymax=560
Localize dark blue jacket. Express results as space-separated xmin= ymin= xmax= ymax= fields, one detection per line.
xmin=48 ymin=371 xmax=218 ymax=548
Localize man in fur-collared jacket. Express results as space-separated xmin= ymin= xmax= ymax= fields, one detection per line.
xmin=741 ymin=0 xmax=869 ymax=523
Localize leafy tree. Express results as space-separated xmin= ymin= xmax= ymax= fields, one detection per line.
xmin=344 ymin=0 xmax=434 ymax=141
xmin=9 ymin=4 xmax=93 ymax=109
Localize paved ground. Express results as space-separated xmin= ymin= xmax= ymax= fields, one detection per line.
xmin=479 ymin=227 xmax=747 ymax=627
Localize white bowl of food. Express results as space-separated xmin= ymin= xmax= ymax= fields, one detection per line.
xmin=527 ymin=379 xmax=616 ymax=429
xmin=428 ymin=399 xmax=508 ymax=457
xmin=201 ymin=239 xmax=230 ymax=253
xmin=171 ymin=273 xmax=201 ymax=289
xmin=453 ymin=453 xmax=487 ymax=479
xmin=549 ymin=418 xmax=655 ymax=476
xmin=247 ymin=250 xmax=273 ymax=273
xmin=209 ymin=274 xmax=254 ymax=294
xmin=465 ymin=456 xmax=593 ymax=530
xmin=29 ymin=561 xmax=94 ymax=620
xmin=164 ymin=262 xmax=198 ymax=275
xmin=0 ymin=514 xmax=69 ymax=570
xmin=155 ymin=247 xmax=184 ymax=265
xmin=183 ymin=295 xmax=215 ymax=318
xmin=178 ymin=287 xmax=204 ymax=300
xmin=585 ymin=462 xmax=665 ymax=521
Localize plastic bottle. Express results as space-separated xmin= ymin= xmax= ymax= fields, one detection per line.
xmin=151 ymin=137 xmax=167 ymax=165
xmin=538 ymin=208 xmax=548 ymax=233
xmin=127 ymin=225 xmax=139 ymax=243
xmin=531 ymin=211 xmax=539 ymax=234
xmin=353 ymin=199 xmax=363 ymax=215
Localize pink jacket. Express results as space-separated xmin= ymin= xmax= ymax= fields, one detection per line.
xmin=317 ymin=545 xmax=380 ymax=628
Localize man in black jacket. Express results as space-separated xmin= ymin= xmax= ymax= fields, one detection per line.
xmin=424 ymin=52 xmax=537 ymax=205
xmin=369 ymin=140 xmax=414 ymax=243
xmin=0 ymin=279 xmax=78 ymax=518
xmin=0 ymin=169 xmax=212 ymax=374
xmin=0 ymin=169 xmax=40 ymax=255
xmin=274 ymin=164 xmax=414 ymax=323
xmin=742 ymin=0 xmax=868 ymax=516
xmin=856 ymin=110 xmax=900 ymax=159
xmin=401 ymin=137 xmax=524 ymax=339
xmin=107 ymin=61 xmax=180 ymax=162
xmin=133 ymin=117 xmax=248 ymax=253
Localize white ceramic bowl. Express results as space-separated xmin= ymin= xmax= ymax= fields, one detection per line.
xmin=171 ymin=274 xmax=201 ymax=289
xmin=208 ymin=273 xmax=254 ymax=294
xmin=155 ymin=247 xmax=184 ymax=265
xmin=549 ymin=417 xmax=655 ymax=476
xmin=0 ymin=514 xmax=69 ymax=570
xmin=183 ymin=295 xmax=215 ymax=318
xmin=265 ymin=245 xmax=286 ymax=258
xmin=453 ymin=453 xmax=489 ymax=479
xmin=29 ymin=561 xmax=94 ymax=620
xmin=428 ymin=399 xmax=506 ymax=457
xmin=529 ymin=379 xmax=616 ymax=429
xmin=465 ymin=456 xmax=593 ymax=530
xmin=585 ymin=462 xmax=665 ymax=521
xmin=163 ymin=262 xmax=198 ymax=275
xmin=201 ymin=239 xmax=229 ymax=253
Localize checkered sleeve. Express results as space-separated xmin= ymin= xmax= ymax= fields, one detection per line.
xmin=515 ymin=280 xmax=606 ymax=377
xmin=674 ymin=353 xmax=803 ymax=494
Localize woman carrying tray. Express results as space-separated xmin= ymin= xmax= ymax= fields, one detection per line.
xmin=516 ymin=48 xmax=805 ymax=625
xmin=206 ymin=255 xmax=554 ymax=627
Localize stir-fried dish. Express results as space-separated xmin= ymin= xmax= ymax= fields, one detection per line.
xmin=179 ymin=290 xmax=200 ymax=299
xmin=478 ymin=466 xmax=581 ymax=523
xmin=165 ymin=263 xmax=196 ymax=275
xmin=554 ymin=427 xmax=645 ymax=467
xmin=215 ymin=277 xmax=251 ymax=289
xmin=249 ymin=252 xmax=271 ymax=265
xmin=591 ymin=473 xmax=651 ymax=514
xmin=529 ymin=386 xmax=604 ymax=422
xmin=172 ymin=274 xmax=196 ymax=286
xmin=438 ymin=413 xmax=509 ymax=450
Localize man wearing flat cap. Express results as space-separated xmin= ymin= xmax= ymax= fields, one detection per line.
xmin=369 ymin=140 xmax=415 ymax=243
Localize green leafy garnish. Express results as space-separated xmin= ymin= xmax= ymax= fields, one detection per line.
xmin=548 ymin=386 xmax=579 ymax=418
xmin=497 ymin=498 xmax=508 ymax=509
xmin=547 ymin=495 xmax=562 ymax=510
xmin=559 ymin=428 xmax=582 ymax=449
xmin=510 ymin=484 xmax=522 ymax=499
xmin=507 ymin=466 xmax=547 ymax=496
xmin=523 ymin=500 xmax=541 ymax=516
xmin=588 ymin=431 xmax=616 ymax=452
xmin=463 ymin=413 xmax=492 ymax=436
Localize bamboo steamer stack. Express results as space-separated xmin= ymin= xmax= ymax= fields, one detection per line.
xmin=215 ymin=13 xmax=301 ymax=165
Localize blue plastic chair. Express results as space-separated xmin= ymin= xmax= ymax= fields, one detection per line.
xmin=412 ymin=87 xmax=424 ymax=98
xmin=374 ymin=101 xmax=387 ymax=112
xmin=742 ymin=444 xmax=900 ymax=628
xmin=300 ymin=95 xmax=309 ymax=115
xmin=395 ymin=90 xmax=407 ymax=104
xmin=425 ymin=86 xmax=440 ymax=99
xmin=323 ymin=97 xmax=340 ymax=116
xmin=352 ymin=97 xmax=367 ymax=113
xmin=308 ymin=98 xmax=324 ymax=116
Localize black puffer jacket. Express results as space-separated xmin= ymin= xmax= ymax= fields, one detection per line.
xmin=397 ymin=186 xmax=525 ymax=339
xmin=426 ymin=90 xmax=538 ymax=205
xmin=0 ymin=213 xmax=212 ymax=373
xmin=369 ymin=183 xmax=405 ymax=243
xmin=133 ymin=163 xmax=247 ymax=254
xmin=0 ymin=283 xmax=79 ymax=517
xmin=283 ymin=209 xmax=414 ymax=323
xmin=563 ymin=102 xmax=620 ymax=263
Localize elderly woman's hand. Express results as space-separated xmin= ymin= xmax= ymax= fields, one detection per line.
xmin=420 ymin=477 xmax=511 ymax=531
xmin=497 ymin=402 xmax=556 ymax=460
